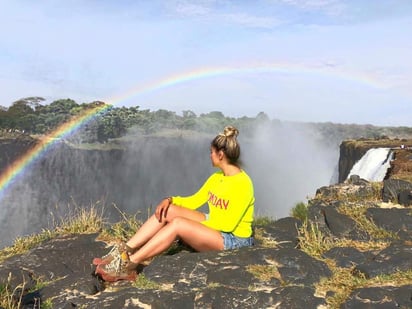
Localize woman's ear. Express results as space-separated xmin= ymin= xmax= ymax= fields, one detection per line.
xmin=218 ymin=150 xmax=225 ymax=160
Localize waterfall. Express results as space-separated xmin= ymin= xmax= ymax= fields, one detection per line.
xmin=347 ymin=148 xmax=393 ymax=182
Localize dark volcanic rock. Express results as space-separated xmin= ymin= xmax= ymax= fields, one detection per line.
xmin=342 ymin=285 xmax=412 ymax=309
xmin=323 ymin=247 xmax=373 ymax=268
xmin=144 ymin=246 xmax=331 ymax=288
xmin=366 ymin=207 xmax=412 ymax=240
xmin=382 ymin=179 xmax=412 ymax=206
xmin=308 ymin=200 xmax=369 ymax=241
xmin=323 ymin=207 xmax=362 ymax=239
xmin=1 ymin=180 xmax=412 ymax=308
xmin=0 ymin=233 xmax=329 ymax=308
xmin=0 ymin=218 xmax=411 ymax=308
xmin=399 ymin=189 xmax=412 ymax=206
xmin=256 ymin=217 xmax=302 ymax=248
xmin=354 ymin=243 xmax=412 ymax=279
xmin=338 ymin=141 xmax=369 ymax=183
xmin=0 ymin=234 xmax=107 ymax=308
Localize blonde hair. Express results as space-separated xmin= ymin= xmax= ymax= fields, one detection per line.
xmin=211 ymin=126 xmax=240 ymax=164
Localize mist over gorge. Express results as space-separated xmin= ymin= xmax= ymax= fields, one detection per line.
xmin=0 ymin=122 xmax=340 ymax=249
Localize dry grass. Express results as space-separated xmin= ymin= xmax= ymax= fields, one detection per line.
xmin=0 ymin=200 xmax=149 ymax=309
xmin=0 ymin=272 xmax=56 ymax=309
xmin=313 ymin=183 xmax=383 ymax=206
xmin=54 ymin=202 xmax=105 ymax=235
xmin=0 ymin=273 xmax=26 ymax=309
xmin=316 ymin=261 xmax=412 ymax=308
xmin=330 ymin=238 xmax=390 ymax=252
xmin=297 ymin=221 xmax=334 ymax=258
xmin=315 ymin=262 xmax=367 ymax=307
xmin=0 ymin=183 xmax=409 ymax=308
xmin=389 ymin=149 xmax=412 ymax=182
xmin=338 ymin=203 xmax=398 ymax=240
xmin=300 ymin=194 xmax=409 ymax=308
xmin=246 ymin=264 xmax=282 ymax=282
xmin=97 ymin=204 xmax=143 ymax=242
xmin=0 ymin=202 xmax=105 ymax=263
xmin=0 ymin=230 xmax=56 ymax=263
xmin=253 ymin=227 xmax=280 ymax=248
xmin=345 ymin=138 xmax=408 ymax=149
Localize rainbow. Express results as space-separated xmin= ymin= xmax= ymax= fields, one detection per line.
xmin=110 ymin=62 xmax=387 ymax=104
xmin=0 ymin=62 xmax=387 ymax=200
xmin=0 ymin=103 xmax=111 ymax=200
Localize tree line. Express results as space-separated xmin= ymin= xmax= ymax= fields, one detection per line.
xmin=1 ymin=97 xmax=411 ymax=144
xmin=0 ymin=97 xmax=272 ymax=143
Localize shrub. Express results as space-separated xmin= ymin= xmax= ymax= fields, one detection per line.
xmin=291 ymin=202 xmax=308 ymax=222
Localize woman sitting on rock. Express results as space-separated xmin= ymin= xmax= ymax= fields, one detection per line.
xmin=94 ymin=125 xmax=255 ymax=282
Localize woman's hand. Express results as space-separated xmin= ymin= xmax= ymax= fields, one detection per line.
xmin=155 ymin=198 xmax=171 ymax=222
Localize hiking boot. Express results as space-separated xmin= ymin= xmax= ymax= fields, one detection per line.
xmin=92 ymin=241 xmax=128 ymax=266
xmin=95 ymin=251 xmax=137 ymax=282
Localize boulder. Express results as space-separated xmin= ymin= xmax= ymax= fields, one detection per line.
xmin=342 ymin=285 xmax=412 ymax=308
xmin=366 ymin=208 xmax=412 ymax=240
xmin=382 ymin=179 xmax=412 ymax=206
xmin=0 ymin=233 xmax=329 ymax=308
xmin=354 ymin=243 xmax=412 ymax=279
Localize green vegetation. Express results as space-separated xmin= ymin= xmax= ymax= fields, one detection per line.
xmin=253 ymin=216 xmax=276 ymax=227
xmin=1 ymin=97 xmax=411 ymax=307
xmin=0 ymin=97 xmax=272 ymax=143
xmin=2 ymin=96 xmax=412 ymax=145
xmin=132 ymin=274 xmax=161 ymax=290
xmin=290 ymin=202 xmax=308 ymax=222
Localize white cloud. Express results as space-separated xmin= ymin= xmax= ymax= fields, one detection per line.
xmin=172 ymin=1 xmax=213 ymax=17
xmin=220 ymin=12 xmax=283 ymax=28
xmin=0 ymin=0 xmax=411 ymax=125
xmin=271 ymin=0 xmax=346 ymax=17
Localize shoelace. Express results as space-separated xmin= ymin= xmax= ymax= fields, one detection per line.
xmin=101 ymin=244 xmax=120 ymax=260
xmin=103 ymin=251 xmax=129 ymax=274
xmin=103 ymin=253 xmax=122 ymax=273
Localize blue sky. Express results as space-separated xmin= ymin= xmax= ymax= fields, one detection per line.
xmin=1 ymin=0 xmax=411 ymax=126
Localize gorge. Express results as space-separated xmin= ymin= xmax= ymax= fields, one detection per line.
xmin=0 ymin=135 xmax=411 ymax=308
xmin=0 ymin=124 xmax=338 ymax=249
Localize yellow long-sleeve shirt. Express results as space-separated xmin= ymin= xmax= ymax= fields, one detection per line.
xmin=172 ymin=170 xmax=255 ymax=237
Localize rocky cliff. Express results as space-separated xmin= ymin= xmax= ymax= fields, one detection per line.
xmin=0 ymin=139 xmax=411 ymax=308
xmin=0 ymin=134 xmax=36 ymax=172
xmin=338 ymin=138 xmax=412 ymax=183
xmin=0 ymin=130 xmax=338 ymax=248
xmin=0 ymin=134 xmax=214 ymax=248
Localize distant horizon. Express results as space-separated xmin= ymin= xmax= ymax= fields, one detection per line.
xmin=2 ymin=94 xmax=412 ymax=129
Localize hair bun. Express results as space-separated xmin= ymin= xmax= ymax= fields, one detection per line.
xmin=223 ymin=126 xmax=239 ymax=138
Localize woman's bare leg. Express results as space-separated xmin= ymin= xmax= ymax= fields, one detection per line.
xmin=129 ymin=216 xmax=224 ymax=265
xmin=126 ymin=205 xmax=206 ymax=250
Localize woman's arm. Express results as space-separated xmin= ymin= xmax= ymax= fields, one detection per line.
xmin=171 ymin=172 xmax=218 ymax=210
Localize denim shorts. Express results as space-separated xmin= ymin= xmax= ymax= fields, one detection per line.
xmin=221 ymin=232 xmax=254 ymax=250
